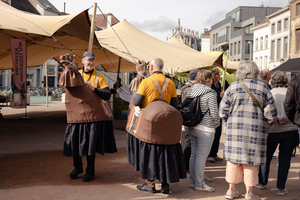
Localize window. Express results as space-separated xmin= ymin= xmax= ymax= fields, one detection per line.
xmin=213 ymin=34 xmax=215 ymax=45
xmin=255 ymin=38 xmax=258 ymax=51
xmin=259 ymin=57 xmax=263 ymax=68
xmin=265 ymin=35 xmax=268 ymax=49
xmin=271 ymin=40 xmax=275 ymax=61
xmin=264 ymin=56 xmax=268 ymax=69
xmin=284 ymin=18 xmax=288 ymax=30
xmin=230 ymin=43 xmax=233 ymax=56
xmin=277 ymin=38 xmax=281 ymax=60
xmin=271 ymin=23 xmax=275 ymax=34
xmin=296 ymin=29 xmax=300 ymax=51
xmin=277 ymin=20 xmax=282 ymax=32
xmin=245 ymin=41 xmax=251 ymax=54
xmin=255 ymin=57 xmax=258 ymax=65
xmin=283 ymin=37 xmax=288 ymax=58
xmin=234 ymin=42 xmax=236 ymax=55
xmin=297 ymin=3 xmax=300 ymax=16
xmin=216 ymin=33 xmax=218 ymax=44
xmin=260 ymin=37 xmax=263 ymax=50
xmin=238 ymin=41 xmax=241 ymax=54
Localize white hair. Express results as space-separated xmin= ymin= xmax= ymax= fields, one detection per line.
xmin=236 ymin=60 xmax=260 ymax=80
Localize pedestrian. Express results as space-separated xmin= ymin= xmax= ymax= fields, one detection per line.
xmin=260 ymin=69 xmax=272 ymax=90
xmin=284 ymin=72 xmax=300 ymax=127
xmin=186 ymin=69 xmax=220 ymax=192
xmin=62 ymin=52 xmax=117 ymax=182
xmin=207 ymin=67 xmax=224 ymax=163
xmin=180 ymin=70 xmax=199 ymax=171
xmin=129 ymin=58 xmax=186 ymax=194
xmin=256 ymin=70 xmax=299 ymax=196
xmin=219 ymin=60 xmax=277 ymax=200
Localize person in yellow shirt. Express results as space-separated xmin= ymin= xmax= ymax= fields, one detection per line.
xmin=130 ymin=58 xmax=186 ymax=194
xmin=64 ymin=52 xmax=117 ymax=182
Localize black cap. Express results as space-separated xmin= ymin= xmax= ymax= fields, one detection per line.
xmin=83 ymin=52 xmax=95 ymax=59
xmin=189 ymin=71 xmax=198 ymax=81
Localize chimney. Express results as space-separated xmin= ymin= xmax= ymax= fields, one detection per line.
xmin=107 ymin=13 xmax=112 ymax=28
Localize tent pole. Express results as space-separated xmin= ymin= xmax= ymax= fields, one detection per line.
xmin=116 ymin=57 xmax=121 ymax=88
xmin=222 ymin=49 xmax=229 ymax=91
xmin=45 ymin=62 xmax=48 ymax=107
xmin=88 ymin=3 xmax=97 ymax=52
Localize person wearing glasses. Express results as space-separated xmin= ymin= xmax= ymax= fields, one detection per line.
xmin=63 ymin=52 xmax=117 ymax=182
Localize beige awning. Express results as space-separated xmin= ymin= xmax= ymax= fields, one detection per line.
xmin=95 ymin=19 xmax=223 ymax=74
xmin=0 ymin=2 xmax=132 ymax=71
xmin=166 ymin=37 xmax=239 ymax=73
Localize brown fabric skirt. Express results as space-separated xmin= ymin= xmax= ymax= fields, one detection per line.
xmin=126 ymin=132 xmax=186 ymax=183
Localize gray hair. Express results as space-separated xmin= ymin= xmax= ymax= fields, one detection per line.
xmin=270 ymin=70 xmax=288 ymax=88
xmin=236 ymin=60 xmax=260 ymax=80
xmin=260 ymin=69 xmax=271 ymax=81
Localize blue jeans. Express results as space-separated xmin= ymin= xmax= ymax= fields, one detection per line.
xmin=258 ymin=130 xmax=298 ymax=189
xmin=188 ymin=128 xmax=214 ymax=188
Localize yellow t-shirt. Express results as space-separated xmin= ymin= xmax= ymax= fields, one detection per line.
xmin=80 ymin=69 xmax=108 ymax=89
xmin=136 ymin=73 xmax=177 ymax=108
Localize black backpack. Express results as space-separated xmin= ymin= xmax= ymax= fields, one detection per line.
xmin=180 ymin=95 xmax=209 ymax=127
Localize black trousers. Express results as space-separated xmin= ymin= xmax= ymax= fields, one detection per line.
xmin=208 ymin=120 xmax=222 ymax=158
xmin=73 ymin=155 xmax=95 ymax=175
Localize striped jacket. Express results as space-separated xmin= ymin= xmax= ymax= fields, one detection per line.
xmin=187 ymin=83 xmax=220 ymax=129
xmin=219 ymin=79 xmax=277 ymax=165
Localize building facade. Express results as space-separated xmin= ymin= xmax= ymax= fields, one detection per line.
xmin=268 ymin=6 xmax=290 ymax=71
xmin=210 ymin=6 xmax=281 ymax=62
xmin=171 ymin=19 xmax=201 ymax=51
xmin=290 ymin=0 xmax=300 ymax=59
xmin=252 ymin=19 xmax=270 ymax=70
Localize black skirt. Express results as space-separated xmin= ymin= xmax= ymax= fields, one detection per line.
xmin=63 ymin=121 xmax=117 ymax=157
xmin=126 ymin=132 xmax=186 ymax=183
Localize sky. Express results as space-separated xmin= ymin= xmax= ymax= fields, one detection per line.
xmin=49 ymin=0 xmax=289 ymax=41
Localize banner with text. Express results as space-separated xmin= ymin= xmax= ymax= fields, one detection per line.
xmin=10 ymin=38 xmax=27 ymax=108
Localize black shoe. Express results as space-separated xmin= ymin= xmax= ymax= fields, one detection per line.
xmin=161 ymin=183 xmax=170 ymax=194
xmin=69 ymin=168 xmax=83 ymax=179
xmin=82 ymin=173 xmax=95 ymax=182
xmin=137 ymin=183 xmax=155 ymax=193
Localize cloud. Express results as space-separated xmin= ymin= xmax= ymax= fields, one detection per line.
xmin=204 ymin=10 xmax=227 ymax=28
xmin=130 ymin=16 xmax=176 ymax=32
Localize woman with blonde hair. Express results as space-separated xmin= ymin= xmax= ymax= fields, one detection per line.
xmin=219 ymin=60 xmax=277 ymax=200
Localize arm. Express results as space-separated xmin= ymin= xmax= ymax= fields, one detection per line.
xmin=208 ymin=93 xmax=220 ymax=128
xmin=219 ymin=90 xmax=231 ymax=123
xmin=284 ymin=82 xmax=296 ymax=122
xmin=133 ymin=94 xmax=145 ymax=106
xmin=94 ymin=87 xmax=111 ymax=100
xmin=170 ymin=97 xmax=179 ymax=108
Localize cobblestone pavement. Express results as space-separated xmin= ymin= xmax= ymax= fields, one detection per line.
xmin=0 ymin=101 xmax=299 ymax=200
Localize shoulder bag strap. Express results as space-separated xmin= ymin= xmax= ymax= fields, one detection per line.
xmin=94 ymin=71 xmax=100 ymax=88
xmin=149 ymin=76 xmax=168 ymax=100
xmin=239 ymin=79 xmax=264 ymax=113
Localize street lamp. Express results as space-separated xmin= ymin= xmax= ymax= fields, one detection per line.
xmin=248 ymin=41 xmax=252 ymax=60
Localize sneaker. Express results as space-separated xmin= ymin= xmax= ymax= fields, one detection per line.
xmin=82 ymin=173 xmax=95 ymax=182
xmin=204 ymin=174 xmax=212 ymax=182
xmin=213 ymin=155 xmax=223 ymax=161
xmin=69 ymin=168 xmax=83 ymax=179
xmin=276 ymin=188 xmax=288 ymax=196
xmin=195 ymin=184 xmax=215 ymax=192
xmin=225 ymin=190 xmax=240 ymax=199
xmin=190 ymin=184 xmax=195 ymax=189
xmin=137 ymin=183 xmax=155 ymax=193
xmin=207 ymin=157 xmax=215 ymax=163
xmin=254 ymin=184 xmax=265 ymax=189
xmin=245 ymin=193 xmax=259 ymax=200
xmin=161 ymin=183 xmax=170 ymax=194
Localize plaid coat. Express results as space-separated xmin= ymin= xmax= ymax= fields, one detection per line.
xmin=219 ymin=79 xmax=277 ymax=165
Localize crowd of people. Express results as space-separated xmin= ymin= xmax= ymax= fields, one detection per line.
xmin=61 ymin=52 xmax=300 ymax=200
